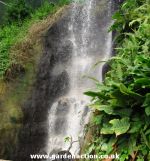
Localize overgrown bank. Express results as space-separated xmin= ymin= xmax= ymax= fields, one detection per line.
xmin=0 ymin=0 xmax=70 ymax=79
xmin=85 ymin=0 xmax=150 ymax=160
xmin=0 ymin=1 xmax=70 ymax=159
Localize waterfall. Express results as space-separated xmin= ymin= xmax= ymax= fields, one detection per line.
xmin=46 ymin=0 xmax=112 ymax=157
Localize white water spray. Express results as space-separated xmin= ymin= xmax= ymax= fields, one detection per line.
xmin=46 ymin=0 xmax=112 ymax=157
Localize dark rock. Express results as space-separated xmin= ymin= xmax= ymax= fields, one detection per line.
xmin=102 ymin=63 xmax=110 ymax=80
xmin=14 ymin=8 xmax=71 ymax=161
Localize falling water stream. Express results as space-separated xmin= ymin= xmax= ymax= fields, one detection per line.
xmin=15 ymin=1 xmax=114 ymax=161
xmin=46 ymin=0 xmax=112 ymax=157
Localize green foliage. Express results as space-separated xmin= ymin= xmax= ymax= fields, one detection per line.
xmin=85 ymin=0 xmax=150 ymax=160
xmin=64 ymin=136 xmax=71 ymax=142
xmin=110 ymin=0 xmax=150 ymax=43
xmin=0 ymin=0 xmax=70 ymax=79
xmin=5 ymin=0 xmax=32 ymax=24
xmin=58 ymin=0 xmax=71 ymax=5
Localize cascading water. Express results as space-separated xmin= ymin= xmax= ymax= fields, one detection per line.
xmin=46 ymin=0 xmax=112 ymax=157
xmin=15 ymin=1 xmax=113 ymax=161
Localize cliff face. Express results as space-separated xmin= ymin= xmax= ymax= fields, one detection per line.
xmin=15 ymin=0 xmax=113 ymax=160
xmin=13 ymin=6 xmax=71 ymax=161
xmin=0 ymin=6 xmax=69 ymax=160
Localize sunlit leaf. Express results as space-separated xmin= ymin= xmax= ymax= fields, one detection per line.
xmin=110 ymin=117 xmax=130 ymax=136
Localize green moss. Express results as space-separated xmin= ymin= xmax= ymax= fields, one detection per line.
xmin=0 ymin=43 xmax=40 ymax=158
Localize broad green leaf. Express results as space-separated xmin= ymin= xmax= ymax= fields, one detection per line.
xmin=111 ymin=89 xmax=129 ymax=106
xmin=101 ymin=124 xmax=114 ymax=134
xmin=112 ymin=11 xmax=123 ymax=20
xmin=145 ymin=107 xmax=150 ymax=116
xmin=129 ymin=18 xmax=142 ymax=27
xmin=90 ymin=104 xmax=113 ymax=114
xmin=84 ymin=91 xmax=108 ymax=99
xmin=143 ymin=93 xmax=150 ymax=107
xmin=114 ymin=108 xmax=132 ymax=117
xmin=109 ymin=117 xmax=130 ymax=136
xmin=143 ymin=116 xmax=150 ymax=130
xmin=119 ymin=83 xmax=143 ymax=99
xmin=137 ymin=158 xmax=144 ymax=161
xmin=92 ymin=115 xmax=103 ymax=125
xmin=84 ymin=91 xmax=99 ymax=97
xmin=145 ymin=129 xmax=150 ymax=136
xmin=141 ymin=131 xmax=150 ymax=149
xmin=105 ymin=136 xmax=117 ymax=153
xmin=101 ymin=143 xmax=108 ymax=151
xmin=120 ymin=154 xmax=129 ymax=161
xmin=134 ymin=78 xmax=150 ymax=87
xmin=128 ymin=121 xmax=143 ymax=133
xmin=142 ymin=93 xmax=150 ymax=116
xmin=128 ymin=135 xmax=137 ymax=155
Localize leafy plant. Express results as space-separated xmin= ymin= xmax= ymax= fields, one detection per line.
xmin=85 ymin=0 xmax=150 ymax=160
xmin=5 ymin=0 xmax=32 ymax=24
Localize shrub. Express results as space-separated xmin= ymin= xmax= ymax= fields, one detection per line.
xmin=85 ymin=0 xmax=150 ymax=160
xmin=5 ymin=0 xmax=32 ymax=24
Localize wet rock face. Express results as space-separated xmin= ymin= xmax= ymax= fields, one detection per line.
xmin=112 ymin=0 xmax=124 ymax=11
xmin=13 ymin=0 xmax=118 ymax=160
xmin=113 ymin=0 xmax=124 ymax=4
xmin=14 ymin=11 xmax=72 ymax=161
xmin=102 ymin=63 xmax=110 ymax=80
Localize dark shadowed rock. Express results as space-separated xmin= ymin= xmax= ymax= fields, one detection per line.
xmin=14 ymin=8 xmax=71 ymax=161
